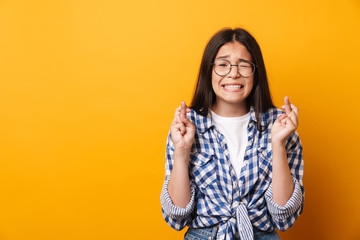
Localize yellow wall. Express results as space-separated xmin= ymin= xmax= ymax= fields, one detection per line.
xmin=0 ymin=0 xmax=359 ymax=239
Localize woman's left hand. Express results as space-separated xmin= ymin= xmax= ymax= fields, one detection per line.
xmin=271 ymin=96 xmax=299 ymax=145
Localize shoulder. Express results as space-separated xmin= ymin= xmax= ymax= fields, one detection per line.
xmin=185 ymin=108 xmax=201 ymax=123
xmin=261 ymin=106 xmax=285 ymax=126
xmin=186 ymin=108 xmax=212 ymax=134
xmin=263 ymin=106 xmax=285 ymax=120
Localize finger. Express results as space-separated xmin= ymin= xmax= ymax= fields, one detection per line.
xmin=177 ymin=106 xmax=191 ymax=113
xmin=180 ymin=101 xmax=189 ymax=123
xmin=281 ymin=116 xmax=296 ymax=129
xmin=284 ymin=96 xmax=292 ymax=114
xmin=280 ymin=114 xmax=293 ymax=126
xmin=290 ymin=103 xmax=299 ymax=117
xmin=280 ymin=115 xmax=289 ymax=123
xmin=280 ymin=112 xmax=298 ymax=128
xmin=180 ymin=100 xmax=186 ymax=116
xmin=174 ymin=121 xmax=184 ymax=131
xmin=174 ymin=106 xmax=181 ymax=118
xmin=175 ymin=104 xmax=185 ymax=121
xmin=287 ymin=111 xmax=298 ymax=127
xmin=171 ymin=117 xmax=178 ymax=125
xmin=175 ymin=103 xmax=191 ymax=120
xmin=179 ymin=124 xmax=186 ymax=136
xmin=275 ymin=113 xmax=287 ymax=123
xmin=174 ymin=111 xmax=181 ymax=124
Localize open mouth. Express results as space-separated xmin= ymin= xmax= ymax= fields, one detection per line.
xmin=222 ymin=84 xmax=244 ymax=90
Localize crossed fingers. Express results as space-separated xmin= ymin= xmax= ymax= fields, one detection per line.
xmin=174 ymin=101 xmax=191 ymax=121
xmin=173 ymin=101 xmax=191 ymax=136
xmin=281 ymin=96 xmax=299 ymax=127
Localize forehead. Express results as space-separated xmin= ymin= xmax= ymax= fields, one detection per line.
xmin=215 ymin=41 xmax=252 ymax=60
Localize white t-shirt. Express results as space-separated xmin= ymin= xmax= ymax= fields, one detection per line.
xmin=211 ymin=110 xmax=250 ymax=179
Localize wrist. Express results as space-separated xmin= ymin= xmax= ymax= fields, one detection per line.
xmin=271 ymin=138 xmax=286 ymax=149
xmin=174 ymin=148 xmax=191 ymax=163
xmin=174 ymin=145 xmax=192 ymax=154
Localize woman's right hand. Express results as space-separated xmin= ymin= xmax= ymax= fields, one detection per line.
xmin=170 ymin=101 xmax=196 ymax=152
xmin=167 ymin=101 xmax=195 ymax=207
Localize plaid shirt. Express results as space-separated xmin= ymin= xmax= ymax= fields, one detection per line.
xmin=160 ymin=106 xmax=304 ymax=240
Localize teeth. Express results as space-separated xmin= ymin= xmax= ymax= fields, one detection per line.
xmin=224 ymin=85 xmax=242 ymax=89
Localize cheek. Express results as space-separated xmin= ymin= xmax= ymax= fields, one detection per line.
xmin=247 ymin=78 xmax=254 ymax=90
xmin=211 ymin=72 xmax=216 ymax=83
xmin=211 ymin=74 xmax=219 ymax=90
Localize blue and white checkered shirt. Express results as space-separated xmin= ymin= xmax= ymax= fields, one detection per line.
xmin=160 ymin=106 xmax=304 ymax=240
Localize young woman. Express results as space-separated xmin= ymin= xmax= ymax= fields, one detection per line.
xmin=160 ymin=28 xmax=304 ymax=240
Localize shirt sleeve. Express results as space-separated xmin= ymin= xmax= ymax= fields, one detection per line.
xmin=265 ymin=130 xmax=305 ymax=231
xmin=160 ymin=131 xmax=196 ymax=231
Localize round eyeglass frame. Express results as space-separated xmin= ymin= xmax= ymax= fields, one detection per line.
xmin=212 ymin=59 xmax=257 ymax=78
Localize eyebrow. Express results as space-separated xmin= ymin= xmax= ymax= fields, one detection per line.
xmin=215 ymin=55 xmax=251 ymax=62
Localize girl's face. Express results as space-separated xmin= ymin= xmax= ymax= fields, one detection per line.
xmin=211 ymin=41 xmax=254 ymax=113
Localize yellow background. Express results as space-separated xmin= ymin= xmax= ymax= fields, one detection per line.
xmin=0 ymin=0 xmax=359 ymax=239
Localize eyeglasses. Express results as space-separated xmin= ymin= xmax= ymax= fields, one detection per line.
xmin=212 ymin=59 xmax=256 ymax=78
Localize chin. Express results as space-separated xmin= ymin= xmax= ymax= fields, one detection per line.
xmin=222 ymin=98 xmax=247 ymax=105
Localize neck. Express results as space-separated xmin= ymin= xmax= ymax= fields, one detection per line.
xmin=211 ymin=102 xmax=249 ymax=117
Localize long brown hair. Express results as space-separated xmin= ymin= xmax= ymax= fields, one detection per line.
xmin=190 ymin=28 xmax=274 ymax=132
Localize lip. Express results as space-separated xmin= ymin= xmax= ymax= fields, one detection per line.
xmin=221 ymin=83 xmax=244 ymax=92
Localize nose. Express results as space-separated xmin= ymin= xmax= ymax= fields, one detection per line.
xmin=229 ymin=64 xmax=240 ymax=78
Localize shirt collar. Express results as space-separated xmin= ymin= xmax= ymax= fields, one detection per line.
xmin=195 ymin=106 xmax=258 ymax=134
xmin=248 ymin=106 xmax=257 ymax=124
xmin=194 ymin=111 xmax=214 ymax=134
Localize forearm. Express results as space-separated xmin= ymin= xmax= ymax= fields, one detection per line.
xmin=271 ymin=142 xmax=294 ymax=206
xmin=168 ymin=149 xmax=191 ymax=208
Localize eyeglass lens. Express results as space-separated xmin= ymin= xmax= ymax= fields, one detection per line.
xmin=213 ymin=60 xmax=255 ymax=77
